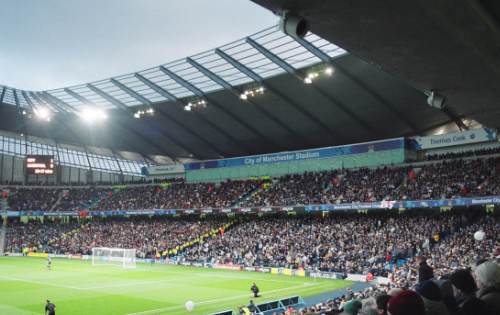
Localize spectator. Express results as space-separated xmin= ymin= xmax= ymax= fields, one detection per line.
xmin=474 ymin=261 xmax=500 ymax=315
xmin=416 ymin=256 xmax=434 ymax=284
xmin=387 ymin=291 xmax=425 ymax=315
xmin=415 ymin=280 xmax=449 ymax=315
xmin=449 ymin=269 xmax=489 ymax=315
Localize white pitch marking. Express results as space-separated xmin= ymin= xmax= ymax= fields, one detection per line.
xmin=124 ymin=282 xmax=327 ymax=315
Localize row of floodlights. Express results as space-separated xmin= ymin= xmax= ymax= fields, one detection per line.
xmin=304 ymin=67 xmax=334 ymax=84
xmin=25 ymin=107 xmax=108 ymax=124
xmin=240 ymin=86 xmax=265 ymax=100
xmin=23 ymin=66 xmax=335 ymax=119
xmin=134 ymin=108 xmax=154 ymax=118
xmin=184 ymin=99 xmax=207 ymax=111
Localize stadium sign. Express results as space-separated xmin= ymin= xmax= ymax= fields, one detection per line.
xmin=184 ymin=138 xmax=404 ymax=170
xmin=141 ymin=164 xmax=185 ymax=176
xmin=411 ymin=128 xmax=497 ymax=150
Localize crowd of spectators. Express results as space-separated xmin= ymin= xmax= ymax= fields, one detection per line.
xmin=89 ymin=179 xmax=262 ymax=210
xmin=425 ymin=146 xmax=500 ymax=161
xmin=4 ymin=156 xmax=500 ymax=211
xmin=5 ymin=210 xmax=499 ymax=315
xmin=6 ymin=217 xmax=224 ymax=258
xmin=183 ymin=212 xmax=498 ymax=278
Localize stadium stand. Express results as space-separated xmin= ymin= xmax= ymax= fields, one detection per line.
xmin=5 ymin=155 xmax=500 ymax=211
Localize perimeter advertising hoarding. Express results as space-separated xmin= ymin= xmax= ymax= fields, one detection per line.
xmin=6 ymin=196 xmax=500 ymax=217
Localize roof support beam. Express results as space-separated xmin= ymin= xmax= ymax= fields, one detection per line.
xmin=442 ymin=107 xmax=468 ymax=131
xmin=13 ymin=90 xmax=21 ymax=111
xmin=296 ymin=37 xmax=417 ymax=135
xmin=64 ymin=88 xmax=183 ymax=160
xmin=0 ymin=87 xmax=6 ymax=104
xmin=93 ymin=83 xmax=223 ymax=157
xmin=158 ymin=66 xmax=252 ymax=154
xmin=246 ymin=37 xmax=342 ymax=139
xmin=42 ymin=92 xmax=77 ymax=112
xmin=159 ymin=66 xmax=204 ymax=96
xmin=186 ymin=57 xmax=282 ymax=149
xmin=110 ymin=79 xmax=152 ymax=105
xmin=109 ymin=75 xmax=227 ymax=157
xmin=30 ymin=92 xmax=64 ymax=113
xmin=36 ymin=92 xmax=70 ymax=114
xmin=21 ymin=91 xmax=36 ymax=110
xmin=134 ymin=73 xmax=177 ymax=100
xmin=86 ymin=84 xmax=131 ymax=111
xmin=215 ymin=48 xmax=314 ymax=146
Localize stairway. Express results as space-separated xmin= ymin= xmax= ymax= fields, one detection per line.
xmin=49 ymin=191 xmax=64 ymax=211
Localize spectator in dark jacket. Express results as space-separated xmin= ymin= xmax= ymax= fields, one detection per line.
xmin=416 ymin=256 xmax=434 ymax=284
xmin=449 ymin=269 xmax=490 ymax=315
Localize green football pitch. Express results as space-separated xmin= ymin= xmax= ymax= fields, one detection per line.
xmin=0 ymin=257 xmax=352 ymax=315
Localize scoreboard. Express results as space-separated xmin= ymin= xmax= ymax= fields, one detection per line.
xmin=26 ymin=155 xmax=55 ymax=175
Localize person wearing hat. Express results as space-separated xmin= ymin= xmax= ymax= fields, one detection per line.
xmin=449 ymin=269 xmax=490 ymax=315
xmin=415 ymin=280 xmax=449 ymax=315
xmin=474 ymin=261 xmax=500 ymax=315
xmin=387 ymin=290 xmax=425 ymax=315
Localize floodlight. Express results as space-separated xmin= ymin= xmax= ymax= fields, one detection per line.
xmin=325 ymin=67 xmax=334 ymax=76
xmin=79 ymin=108 xmax=108 ymax=123
xmin=240 ymin=93 xmax=248 ymax=100
xmin=304 ymin=77 xmax=313 ymax=84
xmin=34 ymin=107 xmax=51 ymax=121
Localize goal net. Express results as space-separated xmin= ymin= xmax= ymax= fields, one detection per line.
xmin=91 ymin=247 xmax=136 ymax=269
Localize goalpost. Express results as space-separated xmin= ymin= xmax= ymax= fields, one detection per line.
xmin=91 ymin=247 xmax=136 ymax=269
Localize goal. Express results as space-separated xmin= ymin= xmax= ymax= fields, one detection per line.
xmin=91 ymin=247 xmax=136 ymax=269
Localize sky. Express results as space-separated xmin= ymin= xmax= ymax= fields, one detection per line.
xmin=0 ymin=0 xmax=276 ymax=91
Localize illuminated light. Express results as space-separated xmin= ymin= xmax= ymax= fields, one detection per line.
xmin=184 ymin=104 xmax=192 ymax=111
xmin=133 ymin=112 xmax=141 ymax=118
xmin=304 ymin=77 xmax=313 ymax=84
xmin=146 ymin=108 xmax=154 ymax=114
xmin=325 ymin=67 xmax=334 ymax=75
xmin=22 ymin=110 xmax=27 ymax=115
xmin=78 ymin=108 xmax=108 ymax=124
xmin=258 ymin=87 xmax=265 ymax=93
xmin=240 ymin=93 xmax=248 ymax=100
xmin=34 ymin=107 xmax=51 ymax=121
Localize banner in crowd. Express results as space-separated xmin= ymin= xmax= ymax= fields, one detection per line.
xmin=6 ymin=195 xmax=500 ymax=217
xmin=141 ymin=164 xmax=185 ymax=176
xmin=410 ymin=128 xmax=497 ymax=150
xmin=184 ymin=138 xmax=404 ymax=170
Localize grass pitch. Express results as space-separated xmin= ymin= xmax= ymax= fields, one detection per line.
xmin=0 ymin=257 xmax=351 ymax=315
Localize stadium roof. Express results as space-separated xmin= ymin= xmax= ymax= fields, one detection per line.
xmin=0 ymin=26 xmax=455 ymax=161
xmin=251 ymin=0 xmax=500 ymax=132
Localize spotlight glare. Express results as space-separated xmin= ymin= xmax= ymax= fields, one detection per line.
xmin=325 ymin=67 xmax=334 ymax=75
xmin=79 ymin=108 xmax=107 ymax=124
xmin=184 ymin=104 xmax=192 ymax=111
xmin=304 ymin=77 xmax=313 ymax=84
xmin=34 ymin=107 xmax=51 ymax=121
xmin=240 ymin=93 xmax=247 ymax=100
